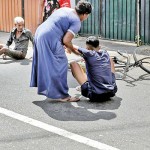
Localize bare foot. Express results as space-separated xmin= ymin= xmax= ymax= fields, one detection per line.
xmin=68 ymin=97 xmax=80 ymax=102
xmin=58 ymin=96 xmax=71 ymax=102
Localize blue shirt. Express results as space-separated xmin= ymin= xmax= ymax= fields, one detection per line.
xmin=78 ymin=47 xmax=116 ymax=94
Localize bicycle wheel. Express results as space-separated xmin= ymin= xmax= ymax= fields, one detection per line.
xmin=133 ymin=46 xmax=150 ymax=73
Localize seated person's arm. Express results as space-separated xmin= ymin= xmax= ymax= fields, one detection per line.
xmin=6 ymin=31 xmax=13 ymax=47
xmin=72 ymin=45 xmax=82 ymax=55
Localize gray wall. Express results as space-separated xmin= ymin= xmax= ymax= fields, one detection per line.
xmin=77 ymin=0 xmax=150 ymax=44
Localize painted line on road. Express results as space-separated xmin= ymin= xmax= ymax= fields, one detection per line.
xmin=0 ymin=107 xmax=119 ymax=150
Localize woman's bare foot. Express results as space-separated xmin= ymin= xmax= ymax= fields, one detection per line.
xmin=58 ymin=96 xmax=71 ymax=102
xmin=67 ymin=97 xmax=80 ymax=102
xmin=58 ymin=96 xmax=80 ymax=102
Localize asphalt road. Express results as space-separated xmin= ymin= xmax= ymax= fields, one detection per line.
xmin=0 ymin=51 xmax=150 ymax=150
xmin=0 ymin=32 xmax=150 ymax=150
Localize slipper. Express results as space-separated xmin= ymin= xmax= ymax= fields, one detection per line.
xmin=68 ymin=97 xmax=80 ymax=102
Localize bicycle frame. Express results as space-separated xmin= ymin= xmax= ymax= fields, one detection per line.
xmin=113 ymin=50 xmax=150 ymax=80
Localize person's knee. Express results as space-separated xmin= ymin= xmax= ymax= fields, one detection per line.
xmin=15 ymin=53 xmax=26 ymax=60
xmin=70 ymin=61 xmax=78 ymax=70
xmin=20 ymin=53 xmax=26 ymax=59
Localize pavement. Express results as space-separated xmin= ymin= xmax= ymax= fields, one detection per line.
xmin=0 ymin=31 xmax=150 ymax=150
xmin=1 ymin=31 xmax=150 ymax=58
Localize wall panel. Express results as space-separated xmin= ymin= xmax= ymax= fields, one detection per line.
xmin=24 ymin=0 xmax=39 ymax=34
xmin=0 ymin=0 xmax=22 ymax=32
xmin=0 ymin=0 xmax=149 ymax=43
xmin=141 ymin=0 xmax=150 ymax=44
xmin=78 ymin=0 xmax=100 ymax=36
xmin=77 ymin=0 xmax=138 ymax=42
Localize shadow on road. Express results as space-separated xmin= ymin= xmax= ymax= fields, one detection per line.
xmin=118 ymin=73 xmax=150 ymax=87
xmin=33 ymin=96 xmax=122 ymax=121
xmin=0 ymin=57 xmax=32 ymax=65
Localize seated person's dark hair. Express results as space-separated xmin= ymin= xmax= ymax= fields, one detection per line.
xmin=75 ymin=1 xmax=92 ymax=15
xmin=86 ymin=36 xmax=99 ymax=48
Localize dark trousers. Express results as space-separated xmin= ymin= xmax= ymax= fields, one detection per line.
xmin=81 ymin=81 xmax=117 ymax=102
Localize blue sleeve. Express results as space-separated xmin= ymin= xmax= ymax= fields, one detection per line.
xmin=78 ymin=47 xmax=94 ymax=58
xmin=67 ymin=20 xmax=81 ymax=36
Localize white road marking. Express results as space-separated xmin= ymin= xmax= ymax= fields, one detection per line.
xmin=71 ymin=102 xmax=101 ymax=113
xmin=0 ymin=107 xmax=119 ymax=150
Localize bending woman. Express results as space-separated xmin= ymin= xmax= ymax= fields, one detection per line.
xmin=30 ymin=0 xmax=92 ymax=102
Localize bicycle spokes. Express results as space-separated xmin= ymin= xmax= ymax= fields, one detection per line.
xmin=133 ymin=46 xmax=150 ymax=74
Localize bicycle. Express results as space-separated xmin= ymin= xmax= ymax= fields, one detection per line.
xmin=112 ymin=46 xmax=150 ymax=80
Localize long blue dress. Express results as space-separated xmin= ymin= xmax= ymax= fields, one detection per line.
xmin=30 ymin=8 xmax=81 ymax=99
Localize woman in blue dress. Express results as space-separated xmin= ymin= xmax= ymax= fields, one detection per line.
xmin=30 ymin=1 xmax=92 ymax=102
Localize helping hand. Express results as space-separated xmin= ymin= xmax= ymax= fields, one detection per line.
xmin=64 ymin=47 xmax=72 ymax=54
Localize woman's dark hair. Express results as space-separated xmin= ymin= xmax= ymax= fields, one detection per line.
xmin=86 ymin=36 xmax=99 ymax=48
xmin=75 ymin=1 xmax=92 ymax=15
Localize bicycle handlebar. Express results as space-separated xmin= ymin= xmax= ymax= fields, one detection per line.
xmin=117 ymin=50 xmax=129 ymax=59
xmin=116 ymin=50 xmax=131 ymax=79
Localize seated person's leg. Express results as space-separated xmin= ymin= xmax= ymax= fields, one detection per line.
xmin=4 ymin=49 xmax=26 ymax=60
xmin=110 ymin=57 xmax=115 ymax=73
xmin=80 ymin=81 xmax=91 ymax=98
xmin=70 ymin=62 xmax=93 ymax=99
xmin=70 ymin=61 xmax=87 ymax=85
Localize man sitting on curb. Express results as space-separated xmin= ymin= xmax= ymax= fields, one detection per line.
xmin=69 ymin=36 xmax=117 ymax=102
xmin=0 ymin=16 xmax=33 ymax=60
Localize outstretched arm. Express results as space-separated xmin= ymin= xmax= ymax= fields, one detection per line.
xmin=63 ymin=31 xmax=81 ymax=55
xmin=72 ymin=44 xmax=82 ymax=55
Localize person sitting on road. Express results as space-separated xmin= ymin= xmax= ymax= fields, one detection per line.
xmin=70 ymin=36 xmax=118 ymax=102
xmin=0 ymin=16 xmax=34 ymax=60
